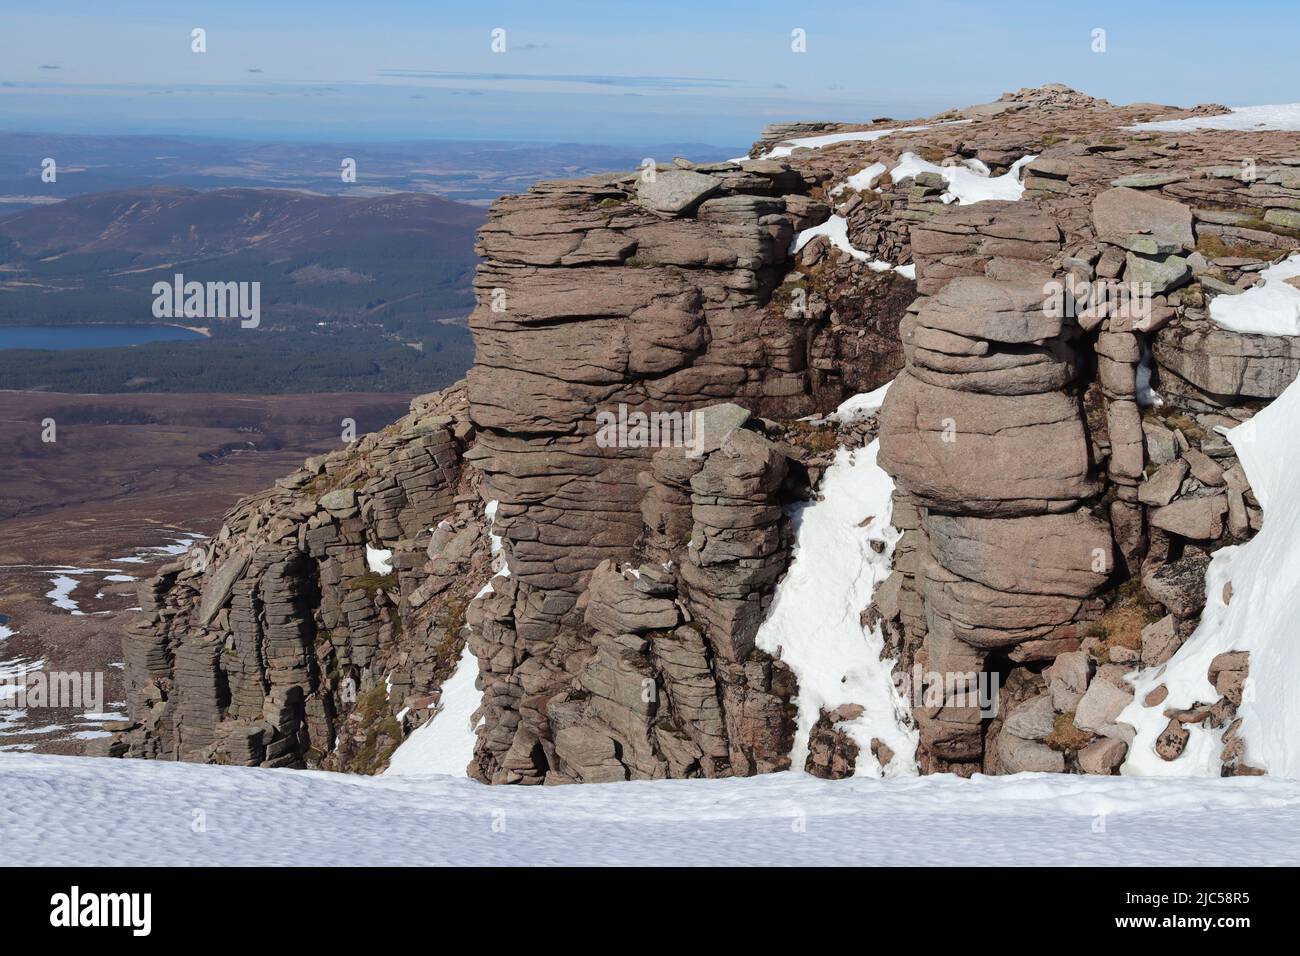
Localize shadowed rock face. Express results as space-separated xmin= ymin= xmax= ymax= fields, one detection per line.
xmin=113 ymin=84 xmax=1299 ymax=781
xmin=107 ymin=387 xmax=490 ymax=772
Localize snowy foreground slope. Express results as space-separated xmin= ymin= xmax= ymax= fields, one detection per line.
xmin=3 ymin=753 xmax=1299 ymax=866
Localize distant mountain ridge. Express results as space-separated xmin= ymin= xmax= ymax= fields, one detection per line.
xmin=0 ymin=185 xmax=483 ymax=265
xmin=0 ymin=131 xmax=745 ymax=211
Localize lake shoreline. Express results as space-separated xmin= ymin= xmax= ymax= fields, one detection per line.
xmin=0 ymin=323 xmax=208 ymax=351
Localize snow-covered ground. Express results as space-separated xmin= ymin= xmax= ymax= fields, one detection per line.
xmin=889 ymin=151 xmax=1035 ymax=204
xmin=365 ymin=544 xmax=393 ymax=575
xmin=110 ymin=534 xmax=206 ymax=566
xmin=44 ymin=575 xmax=85 ymax=615
xmin=830 ymin=161 xmax=887 ymax=196
xmin=755 ymin=414 xmax=917 ymax=775
xmin=1209 ymin=253 xmax=1300 ymax=335
xmin=2 ymin=752 xmax=1298 ymax=865
xmin=1134 ymin=103 xmax=1300 ymax=133
xmin=1123 ymin=373 xmax=1300 ymax=777
xmin=758 ymin=123 xmax=938 ymax=160
xmin=385 ymin=645 xmax=481 ymax=777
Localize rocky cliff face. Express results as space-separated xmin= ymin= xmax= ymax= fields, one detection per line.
xmin=105 ymin=387 xmax=491 ymax=771
xmin=111 ymin=84 xmax=1300 ymax=780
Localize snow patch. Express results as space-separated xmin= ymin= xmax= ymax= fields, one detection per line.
xmin=755 ymin=435 xmax=918 ymax=776
xmin=826 ymin=381 xmax=893 ymax=424
xmin=385 ymin=645 xmax=484 ymax=777
xmin=761 ymin=124 xmax=930 ymax=159
xmin=45 ymin=576 xmax=85 ymax=615
xmin=1122 ymin=373 xmax=1300 ymax=776
xmin=791 ymin=216 xmax=915 ymax=278
xmin=1133 ymin=103 xmax=1300 ymax=133
xmin=793 ymin=214 xmax=868 ymax=261
xmin=830 ymin=161 xmax=887 ymax=196
xmin=1209 ymin=253 xmax=1300 ymax=335
xmin=759 ymin=121 xmax=967 ymax=160
xmin=112 ymin=534 xmax=206 ymax=565
xmin=365 ymin=545 xmax=393 ymax=575
xmin=889 ymin=152 xmax=1036 ymax=204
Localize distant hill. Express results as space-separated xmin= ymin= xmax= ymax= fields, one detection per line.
xmin=0 ymin=186 xmax=485 ymax=393
xmin=0 ymin=186 xmax=483 ymax=259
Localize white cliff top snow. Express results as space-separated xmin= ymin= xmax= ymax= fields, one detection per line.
xmin=889 ymin=152 xmax=1036 ymax=204
xmin=1122 ymin=372 xmax=1300 ymax=777
xmin=1133 ymin=103 xmax=1300 ymax=133
xmin=755 ymin=436 xmax=918 ymax=776
xmin=759 ymin=123 xmax=938 ymax=160
xmin=1209 ymin=253 xmax=1300 ymax=335
xmin=3 ymin=752 xmax=1299 ymax=865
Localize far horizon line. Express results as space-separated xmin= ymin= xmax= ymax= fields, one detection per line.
xmin=0 ymin=125 xmax=751 ymax=152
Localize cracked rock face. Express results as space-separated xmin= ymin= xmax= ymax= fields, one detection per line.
xmin=106 ymin=387 xmax=488 ymax=772
xmin=112 ymin=84 xmax=1297 ymax=781
xmin=460 ymin=160 xmax=905 ymax=783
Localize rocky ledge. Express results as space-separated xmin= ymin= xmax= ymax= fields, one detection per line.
xmin=110 ymin=84 xmax=1298 ymax=780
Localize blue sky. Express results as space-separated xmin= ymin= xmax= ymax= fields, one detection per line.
xmin=2 ymin=0 xmax=1298 ymax=146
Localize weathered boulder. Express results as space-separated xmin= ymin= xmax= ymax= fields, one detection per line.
xmin=1140 ymin=614 xmax=1182 ymax=666
xmin=1047 ymin=650 xmax=1092 ymax=713
xmin=1144 ymin=547 xmax=1211 ymax=619
xmin=926 ymin=511 xmax=1111 ymax=596
xmin=1138 ymin=459 xmax=1189 ymax=507
xmin=1003 ymin=695 xmax=1057 ymax=741
xmin=635 ymin=169 xmax=723 ymax=216
xmin=1150 ymin=494 xmax=1228 ymax=540
xmin=1078 ymin=737 xmax=1128 ymax=774
xmin=1093 ymin=187 xmax=1194 ymax=249
xmin=878 ymin=371 xmax=1098 ymax=515
xmin=582 ymin=561 xmax=681 ymax=634
xmin=1156 ymin=321 xmax=1300 ymax=401
xmin=1074 ymin=679 xmax=1135 ymax=742
xmin=995 ymin=732 xmax=1066 ymax=773
xmin=913 ymin=277 xmax=1067 ymax=344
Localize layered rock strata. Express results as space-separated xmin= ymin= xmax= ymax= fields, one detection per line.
xmin=104 ymin=387 xmax=488 ymax=772
xmin=113 ymin=84 xmax=1300 ymax=779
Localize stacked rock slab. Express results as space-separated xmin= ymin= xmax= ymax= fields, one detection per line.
xmin=468 ymin=412 xmax=799 ymax=784
xmin=460 ymin=159 xmax=882 ymax=782
xmin=106 ymin=386 xmax=489 ymax=772
xmin=878 ymin=275 xmax=1113 ymax=774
